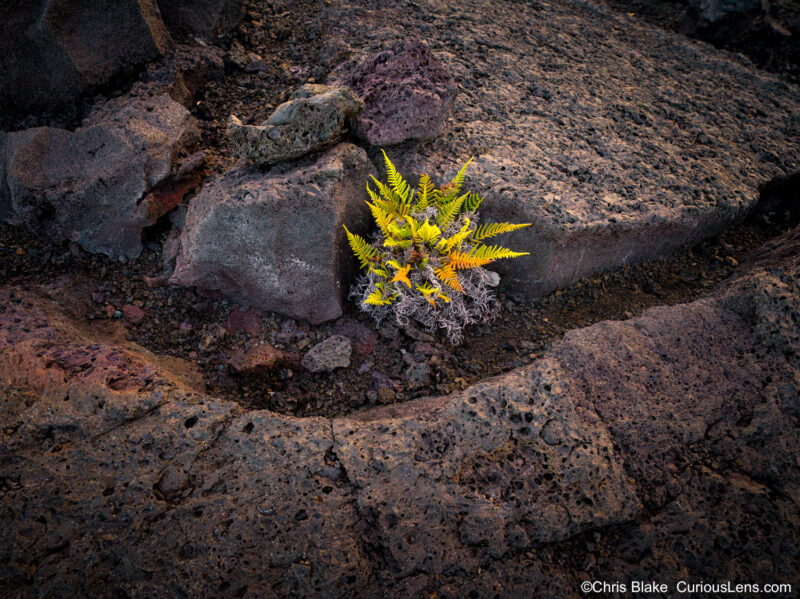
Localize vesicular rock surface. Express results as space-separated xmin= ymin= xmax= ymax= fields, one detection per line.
xmin=1 ymin=92 xmax=197 ymax=260
xmin=331 ymin=38 xmax=458 ymax=146
xmin=323 ymin=0 xmax=800 ymax=297
xmin=169 ymin=143 xmax=374 ymax=324
xmin=228 ymin=84 xmax=364 ymax=166
xmin=1 ymin=226 xmax=798 ymax=597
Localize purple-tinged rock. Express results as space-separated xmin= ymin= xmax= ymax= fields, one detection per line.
xmin=332 ymin=38 xmax=457 ymax=146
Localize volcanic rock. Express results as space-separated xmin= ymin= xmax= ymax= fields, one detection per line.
xmin=156 ymin=0 xmax=244 ymax=40
xmin=322 ymin=0 xmax=800 ymax=297
xmin=331 ymin=38 xmax=457 ymax=146
xmin=0 ymin=0 xmax=172 ymax=118
xmin=228 ymin=342 xmax=284 ymax=374
xmin=0 ymin=93 xmax=197 ymax=260
xmin=228 ymin=84 xmax=364 ymax=166
xmin=301 ymin=335 xmax=353 ymax=372
xmin=169 ymin=143 xmax=374 ymax=324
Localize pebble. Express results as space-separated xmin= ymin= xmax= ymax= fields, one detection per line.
xmin=301 ymin=335 xmax=352 ymax=373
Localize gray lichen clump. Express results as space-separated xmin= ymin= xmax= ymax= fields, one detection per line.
xmin=227 ymin=84 xmax=363 ymax=166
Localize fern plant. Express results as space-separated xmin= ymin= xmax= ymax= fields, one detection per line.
xmin=345 ymin=151 xmax=530 ymax=344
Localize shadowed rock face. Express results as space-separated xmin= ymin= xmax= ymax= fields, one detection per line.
xmin=0 ymin=0 xmax=173 ymax=118
xmin=169 ymin=143 xmax=375 ymax=324
xmin=322 ymin=0 xmax=800 ymax=297
xmin=156 ymin=0 xmax=243 ymax=40
xmin=1 ymin=226 xmax=798 ymax=597
xmin=332 ymin=38 xmax=458 ymax=146
xmin=0 ymin=93 xmax=197 ymax=260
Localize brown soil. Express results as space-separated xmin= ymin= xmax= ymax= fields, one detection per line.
xmin=2 ymin=192 xmax=796 ymax=417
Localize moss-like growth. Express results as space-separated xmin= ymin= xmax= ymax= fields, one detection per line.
xmin=345 ymin=151 xmax=530 ymax=344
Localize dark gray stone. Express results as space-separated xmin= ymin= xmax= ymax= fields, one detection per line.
xmin=169 ymin=143 xmax=374 ymax=324
xmin=157 ymin=0 xmax=243 ymax=39
xmin=1 ymin=93 xmax=197 ymax=260
xmin=0 ymin=0 xmax=172 ymax=118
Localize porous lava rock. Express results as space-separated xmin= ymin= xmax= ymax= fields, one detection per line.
xmin=1 ymin=227 xmax=799 ymax=595
xmin=228 ymin=84 xmax=364 ymax=166
xmin=0 ymin=0 xmax=172 ymax=118
xmin=0 ymin=93 xmax=197 ymax=260
xmin=322 ymin=0 xmax=800 ymax=297
xmin=330 ymin=38 xmax=458 ymax=146
xmin=169 ymin=143 xmax=374 ymax=324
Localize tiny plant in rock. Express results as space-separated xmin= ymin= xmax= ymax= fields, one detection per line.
xmin=344 ymin=151 xmax=531 ymax=344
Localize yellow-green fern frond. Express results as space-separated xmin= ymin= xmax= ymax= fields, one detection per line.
xmin=382 ymin=150 xmax=411 ymax=202
xmin=344 ymin=226 xmax=378 ymax=269
xmin=367 ymin=202 xmax=393 ymax=238
xmin=436 ymin=220 xmax=472 ymax=253
xmin=415 ymin=218 xmax=442 ymax=244
xmin=436 ymin=192 xmax=469 ymax=229
xmin=416 ymin=174 xmax=434 ymax=211
xmin=370 ymin=175 xmax=409 ymax=217
xmin=448 ymin=157 xmax=474 ymax=196
xmin=471 ymin=222 xmax=531 ymax=242
xmin=364 ymin=289 xmax=395 ymax=305
xmin=369 ymin=265 xmax=389 ymax=278
xmin=447 ymin=250 xmax=494 ymax=270
xmin=471 ymin=244 xmax=530 ymax=260
xmin=463 ymin=191 xmax=483 ymax=213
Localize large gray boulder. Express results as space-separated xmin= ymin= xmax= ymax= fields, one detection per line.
xmin=0 ymin=93 xmax=197 ymax=260
xmin=228 ymin=84 xmax=364 ymax=167
xmin=330 ymin=38 xmax=458 ymax=146
xmin=169 ymin=143 xmax=374 ymax=324
xmin=322 ymin=0 xmax=800 ymax=298
xmin=0 ymin=0 xmax=172 ymax=118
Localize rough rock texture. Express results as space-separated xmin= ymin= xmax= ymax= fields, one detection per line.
xmin=169 ymin=144 xmax=374 ymax=324
xmin=228 ymin=84 xmax=364 ymax=166
xmin=323 ymin=0 xmax=800 ymax=297
xmin=0 ymin=93 xmax=197 ymax=260
xmin=0 ymin=0 xmax=172 ymax=118
xmin=156 ymin=0 xmax=243 ymax=39
xmin=302 ymin=335 xmax=353 ymax=372
xmin=331 ymin=38 xmax=458 ymax=146
xmin=1 ymin=227 xmax=799 ymax=596
xmin=228 ymin=342 xmax=284 ymax=374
